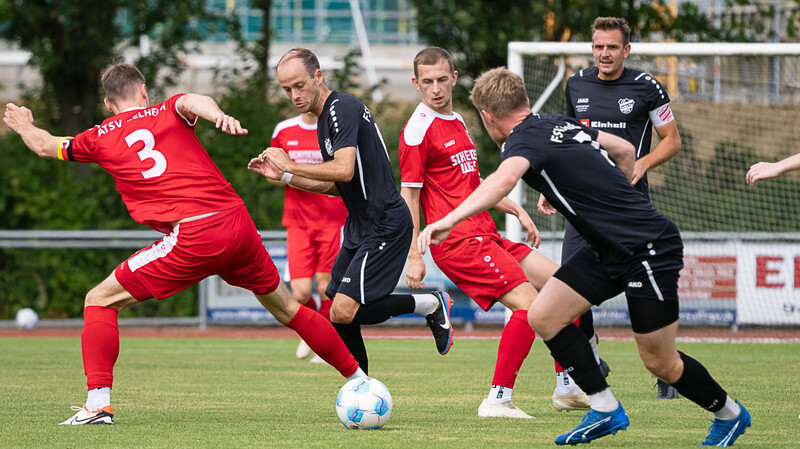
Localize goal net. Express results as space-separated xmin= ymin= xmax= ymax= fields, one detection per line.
xmin=507 ymin=42 xmax=800 ymax=327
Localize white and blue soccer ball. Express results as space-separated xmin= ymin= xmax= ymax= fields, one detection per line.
xmin=335 ymin=377 xmax=392 ymax=429
xmin=15 ymin=308 xmax=38 ymax=330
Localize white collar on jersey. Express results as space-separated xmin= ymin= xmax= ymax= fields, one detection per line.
xmin=417 ymin=102 xmax=460 ymax=121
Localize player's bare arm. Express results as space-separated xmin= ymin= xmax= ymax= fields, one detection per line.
xmin=265 ymin=145 xmax=355 ymax=183
xmin=747 ymin=152 xmax=800 ymax=186
xmin=3 ymin=103 xmax=62 ymax=159
xmin=400 ymin=186 xmax=426 ymax=289
xmin=248 ymin=152 xmax=338 ymax=196
xmin=632 ymin=119 xmax=681 ymax=185
xmin=176 ymin=94 xmax=247 ymax=135
xmin=482 ymin=179 xmax=541 ymax=248
xmin=419 ymin=157 xmax=530 ymax=254
xmin=597 ymin=131 xmax=635 ymax=180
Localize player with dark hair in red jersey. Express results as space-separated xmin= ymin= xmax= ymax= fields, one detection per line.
xmin=399 ymin=47 xmax=560 ymax=418
xmin=3 ymin=63 xmax=365 ymax=426
xmin=268 ymin=112 xmax=348 ymax=363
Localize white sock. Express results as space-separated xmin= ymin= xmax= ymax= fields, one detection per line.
xmin=86 ymin=387 xmax=111 ymax=411
xmin=593 ymin=347 xmax=601 ymax=365
xmin=588 ymin=388 xmax=618 ymax=413
xmin=346 ymin=367 xmax=367 ymax=382
xmin=412 ymin=293 xmax=438 ymax=315
xmin=556 ymin=371 xmax=580 ymax=394
xmin=713 ymin=396 xmax=741 ymax=421
xmin=486 ymin=385 xmax=512 ymax=403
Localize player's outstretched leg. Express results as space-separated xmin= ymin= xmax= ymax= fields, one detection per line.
xmin=478 ymin=309 xmax=535 ymax=418
xmin=555 ymin=402 xmax=630 ymax=445
xmin=425 ymin=291 xmax=454 ymax=355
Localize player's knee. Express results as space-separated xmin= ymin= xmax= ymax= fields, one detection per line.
xmin=642 ymin=352 xmax=682 ymax=382
xmin=329 ymin=304 xmax=355 ymax=324
xmin=84 ymin=287 xmax=113 ymax=308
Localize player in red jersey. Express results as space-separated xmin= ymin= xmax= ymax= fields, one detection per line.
xmin=3 ymin=63 xmax=365 ymax=426
xmin=399 ymin=47 xmax=559 ymax=418
xmin=268 ymin=112 xmax=348 ymax=362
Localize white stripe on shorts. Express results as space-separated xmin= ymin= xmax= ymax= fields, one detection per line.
xmin=129 ymin=225 xmax=180 ymax=272
xmin=359 ymin=251 xmax=369 ymax=304
xmin=641 ymin=260 xmax=664 ymax=301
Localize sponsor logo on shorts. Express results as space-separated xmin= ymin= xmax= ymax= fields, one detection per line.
xmin=628 ymin=281 xmax=643 ymax=288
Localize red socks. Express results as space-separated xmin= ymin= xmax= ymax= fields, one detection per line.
xmin=318 ymin=299 xmax=332 ymax=322
xmin=286 ymin=306 xmax=359 ymax=377
xmin=82 ymin=306 xmax=120 ymax=390
xmin=492 ymin=309 xmax=535 ymax=388
xmin=554 ymin=316 xmax=581 ymax=373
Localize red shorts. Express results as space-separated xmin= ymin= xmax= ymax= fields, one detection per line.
xmin=435 ymin=235 xmax=532 ymax=311
xmin=116 ymin=206 xmax=281 ymax=301
xmin=285 ymin=225 xmax=342 ymax=280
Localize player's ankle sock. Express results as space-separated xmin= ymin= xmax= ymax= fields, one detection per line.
xmin=346 ymin=367 xmax=367 ymax=382
xmin=556 ymin=371 xmax=580 ymax=394
xmin=82 ymin=306 xmax=120 ymax=390
xmin=318 ymin=299 xmax=332 ymax=321
xmin=486 ymin=385 xmax=513 ymax=403
xmin=543 ymin=324 xmax=608 ymax=395
xmin=285 ymin=307 xmax=360 ymax=378
xmin=713 ymin=396 xmax=741 ymax=420
xmin=412 ymin=293 xmax=438 ymax=315
xmin=588 ymin=388 xmax=618 ymax=413
xmin=86 ymin=387 xmax=111 ymax=410
xmin=670 ymin=351 xmax=727 ymax=412
xmin=492 ymin=310 xmax=534 ymax=389
xmin=331 ymin=321 xmax=368 ymax=375
xmin=352 ymin=294 xmax=415 ymax=325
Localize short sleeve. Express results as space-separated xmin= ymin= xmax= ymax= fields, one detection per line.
xmin=398 ymin=127 xmax=427 ymax=188
xmin=502 ymin=129 xmax=548 ymax=174
xmin=645 ymin=74 xmax=670 ymax=110
xmin=564 ymin=79 xmax=576 ymax=118
xmin=328 ymin=97 xmax=361 ymax=152
xmin=61 ymin=127 xmax=99 ymax=163
xmin=167 ymin=93 xmax=198 ymax=128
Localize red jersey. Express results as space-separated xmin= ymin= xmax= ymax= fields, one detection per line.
xmin=59 ymin=94 xmax=244 ymax=233
xmin=270 ymin=116 xmax=347 ymax=229
xmin=399 ymin=102 xmax=497 ymax=259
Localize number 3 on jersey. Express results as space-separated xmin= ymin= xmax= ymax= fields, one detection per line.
xmin=126 ymin=129 xmax=166 ymax=179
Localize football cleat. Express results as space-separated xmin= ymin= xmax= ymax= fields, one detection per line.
xmin=426 ymin=291 xmax=454 ymax=355
xmin=552 ymin=386 xmax=591 ymax=412
xmin=555 ymin=402 xmax=629 ymax=445
xmin=296 ymin=339 xmax=313 ymax=359
xmin=59 ymin=405 xmax=114 ymax=425
xmin=478 ymin=399 xmax=534 ymax=419
xmin=656 ymin=378 xmax=679 ymax=399
xmin=701 ymin=400 xmax=750 ymax=446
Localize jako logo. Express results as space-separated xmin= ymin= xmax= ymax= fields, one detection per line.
xmin=577 ymin=98 xmax=589 ymax=104
xmin=628 ymin=281 xmax=643 ymax=288
xmin=342 ymin=277 xmax=351 ymax=283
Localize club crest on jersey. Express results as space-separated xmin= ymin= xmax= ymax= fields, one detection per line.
xmin=325 ymin=138 xmax=333 ymax=156
xmin=618 ymin=98 xmax=635 ymax=114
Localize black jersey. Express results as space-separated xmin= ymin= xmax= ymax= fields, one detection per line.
xmin=317 ymin=91 xmax=410 ymax=248
xmin=502 ymin=113 xmax=681 ymax=267
xmin=565 ymin=66 xmax=670 ymax=197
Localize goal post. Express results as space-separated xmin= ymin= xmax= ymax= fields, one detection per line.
xmin=506 ymin=41 xmax=800 ymax=327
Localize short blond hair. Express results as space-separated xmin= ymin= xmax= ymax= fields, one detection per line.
xmin=101 ymin=63 xmax=145 ymax=104
xmin=469 ymin=67 xmax=530 ymax=118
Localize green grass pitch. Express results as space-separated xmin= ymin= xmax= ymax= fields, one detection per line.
xmin=0 ymin=336 xmax=797 ymax=448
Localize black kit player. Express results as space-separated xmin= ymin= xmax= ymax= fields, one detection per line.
xmin=539 ymin=16 xmax=683 ymax=406
xmin=248 ymin=48 xmax=454 ymax=374
xmin=419 ymin=67 xmax=749 ymax=446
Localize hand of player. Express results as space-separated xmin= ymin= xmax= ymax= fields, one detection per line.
xmin=405 ymin=256 xmax=426 ymax=289
xmin=746 ymin=161 xmax=782 ymax=186
xmin=417 ymin=218 xmax=453 ymax=255
xmin=516 ymin=208 xmax=541 ymax=248
xmin=630 ymin=159 xmax=647 ymax=185
xmin=247 ymin=154 xmax=283 ymax=181
xmin=3 ymin=103 xmax=34 ymax=134
xmin=264 ymin=147 xmax=292 ymax=172
xmin=215 ymin=113 xmax=248 ymax=135
xmin=537 ymin=194 xmax=556 ymax=215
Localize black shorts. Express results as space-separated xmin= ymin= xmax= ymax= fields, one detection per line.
xmin=553 ymin=242 xmax=683 ymax=333
xmin=325 ymin=225 xmax=412 ymax=304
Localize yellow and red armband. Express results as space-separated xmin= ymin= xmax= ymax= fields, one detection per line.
xmin=56 ymin=137 xmax=74 ymax=161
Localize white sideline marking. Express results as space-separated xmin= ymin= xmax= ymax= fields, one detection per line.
xmin=367 ymin=335 xmax=800 ymax=344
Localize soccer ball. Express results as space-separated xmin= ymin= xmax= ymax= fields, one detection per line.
xmin=335 ymin=377 xmax=392 ymax=429
xmin=15 ymin=308 xmax=38 ymax=330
